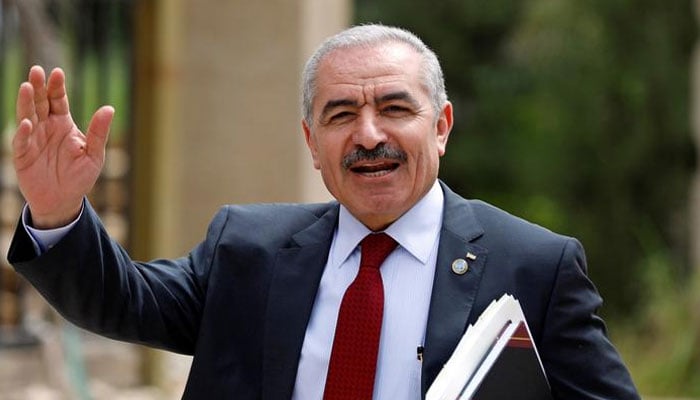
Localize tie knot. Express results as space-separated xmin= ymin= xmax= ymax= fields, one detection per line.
xmin=360 ymin=233 xmax=398 ymax=269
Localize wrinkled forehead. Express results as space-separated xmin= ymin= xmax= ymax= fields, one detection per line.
xmin=312 ymin=43 xmax=427 ymax=107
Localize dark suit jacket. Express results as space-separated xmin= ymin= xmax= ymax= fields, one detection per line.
xmin=8 ymin=182 xmax=640 ymax=399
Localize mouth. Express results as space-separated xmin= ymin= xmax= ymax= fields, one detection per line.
xmin=349 ymin=160 xmax=401 ymax=177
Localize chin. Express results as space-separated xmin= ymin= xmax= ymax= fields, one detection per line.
xmin=354 ymin=199 xmax=409 ymax=223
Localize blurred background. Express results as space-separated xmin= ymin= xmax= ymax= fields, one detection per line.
xmin=0 ymin=0 xmax=698 ymax=398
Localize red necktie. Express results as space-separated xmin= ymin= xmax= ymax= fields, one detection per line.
xmin=323 ymin=233 xmax=398 ymax=400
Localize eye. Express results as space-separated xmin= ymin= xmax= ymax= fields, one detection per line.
xmin=328 ymin=111 xmax=355 ymax=123
xmin=381 ymin=104 xmax=411 ymax=115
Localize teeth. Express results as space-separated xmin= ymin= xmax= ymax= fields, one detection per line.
xmin=362 ymin=170 xmax=391 ymax=177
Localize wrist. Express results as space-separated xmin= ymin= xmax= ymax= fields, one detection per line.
xmin=27 ymin=203 xmax=82 ymax=229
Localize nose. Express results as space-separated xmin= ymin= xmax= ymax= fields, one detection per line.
xmin=352 ymin=108 xmax=387 ymax=150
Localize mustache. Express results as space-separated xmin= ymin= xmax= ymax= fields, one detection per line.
xmin=341 ymin=144 xmax=408 ymax=170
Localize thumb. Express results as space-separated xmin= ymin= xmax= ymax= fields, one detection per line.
xmin=85 ymin=105 xmax=115 ymax=159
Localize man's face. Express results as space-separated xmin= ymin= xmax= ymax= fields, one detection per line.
xmin=303 ymin=42 xmax=453 ymax=231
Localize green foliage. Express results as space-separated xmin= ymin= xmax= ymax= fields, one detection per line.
xmin=355 ymin=0 xmax=696 ymax=317
xmin=356 ymin=0 xmax=699 ymax=394
xmin=69 ymin=52 xmax=130 ymax=144
xmin=1 ymin=44 xmax=24 ymax=135
xmin=613 ymin=254 xmax=700 ymax=396
xmin=0 ymin=1 xmax=132 ymax=145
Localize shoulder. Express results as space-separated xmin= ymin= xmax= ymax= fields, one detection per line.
xmin=469 ymin=199 xmax=567 ymax=240
xmin=204 ymin=201 xmax=339 ymax=246
xmin=216 ymin=202 xmax=338 ymax=220
xmin=442 ymin=183 xmax=572 ymax=244
xmin=441 ymin=184 xmax=579 ymax=266
xmin=217 ymin=202 xmax=336 ymax=223
xmin=473 ymin=199 xmax=579 ymax=258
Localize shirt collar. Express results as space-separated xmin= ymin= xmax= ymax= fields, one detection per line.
xmin=329 ymin=180 xmax=444 ymax=268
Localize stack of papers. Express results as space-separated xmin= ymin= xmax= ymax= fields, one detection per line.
xmin=426 ymin=294 xmax=553 ymax=400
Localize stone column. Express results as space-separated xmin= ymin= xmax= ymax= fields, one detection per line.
xmin=131 ymin=0 xmax=350 ymax=394
xmin=170 ymin=0 xmax=349 ymax=253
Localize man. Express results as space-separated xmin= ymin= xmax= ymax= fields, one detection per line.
xmin=8 ymin=24 xmax=639 ymax=399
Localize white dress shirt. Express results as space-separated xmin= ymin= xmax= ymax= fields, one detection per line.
xmin=292 ymin=180 xmax=444 ymax=400
xmin=22 ymin=206 xmax=81 ymax=254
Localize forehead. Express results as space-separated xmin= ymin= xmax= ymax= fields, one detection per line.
xmin=314 ymin=42 xmax=426 ymax=103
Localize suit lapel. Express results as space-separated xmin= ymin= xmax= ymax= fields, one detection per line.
xmin=259 ymin=184 xmax=487 ymax=398
xmin=421 ymin=183 xmax=488 ymax=395
xmin=262 ymin=205 xmax=339 ymax=400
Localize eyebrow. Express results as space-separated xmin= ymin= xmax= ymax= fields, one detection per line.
xmin=376 ymin=91 xmax=420 ymax=108
xmin=318 ymin=90 xmax=422 ymax=122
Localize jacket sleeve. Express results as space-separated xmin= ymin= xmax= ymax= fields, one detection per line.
xmin=7 ymin=200 xmax=227 ymax=355
xmin=539 ymin=238 xmax=640 ymax=399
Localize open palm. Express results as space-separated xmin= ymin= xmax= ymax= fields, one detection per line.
xmin=13 ymin=66 xmax=114 ymax=229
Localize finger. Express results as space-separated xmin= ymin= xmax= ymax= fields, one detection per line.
xmin=16 ymin=82 xmax=37 ymax=126
xmin=47 ymin=67 xmax=70 ymax=116
xmin=28 ymin=66 xmax=49 ymax=121
xmin=12 ymin=119 xmax=34 ymax=162
xmin=85 ymin=106 xmax=115 ymax=159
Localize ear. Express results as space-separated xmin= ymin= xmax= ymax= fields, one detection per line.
xmin=302 ymin=119 xmax=321 ymax=170
xmin=435 ymin=101 xmax=453 ymax=156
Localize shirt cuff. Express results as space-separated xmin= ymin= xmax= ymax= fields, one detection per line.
xmin=22 ymin=204 xmax=83 ymax=255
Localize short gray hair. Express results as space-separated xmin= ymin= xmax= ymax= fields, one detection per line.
xmin=301 ymin=24 xmax=448 ymax=126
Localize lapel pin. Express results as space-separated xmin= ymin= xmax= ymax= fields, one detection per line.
xmin=451 ymin=258 xmax=469 ymax=275
xmin=466 ymin=252 xmax=477 ymax=261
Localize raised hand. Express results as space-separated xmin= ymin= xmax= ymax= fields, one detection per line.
xmin=13 ymin=66 xmax=115 ymax=229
